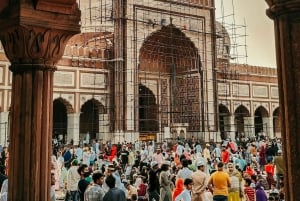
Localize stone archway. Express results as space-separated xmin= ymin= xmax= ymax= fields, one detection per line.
xmin=218 ymin=104 xmax=230 ymax=140
xmin=139 ymin=84 xmax=158 ymax=134
xmin=53 ymin=98 xmax=73 ymax=144
xmin=254 ymin=106 xmax=269 ymax=136
xmin=139 ymin=25 xmax=202 ymax=133
xmin=234 ymin=105 xmax=250 ymax=135
xmin=80 ymin=98 xmax=105 ymax=142
xmin=273 ymin=107 xmax=280 ymax=138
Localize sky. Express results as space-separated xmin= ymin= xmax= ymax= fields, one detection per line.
xmin=215 ymin=0 xmax=276 ymax=67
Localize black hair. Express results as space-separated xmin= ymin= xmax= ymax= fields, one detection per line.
xmin=92 ymin=172 xmax=104 ymax=183
xmin=244 ymin=178 xmax=252 ymax=186
xmin=184 ymin=178 xmax=193 ymax=186
xmin=182 ymin=159 xmax=188 ymax=167
xmin=105 ymin=175 xmax=116 ymax=188
xmin=77 ymin=164 xmax=88 ymax=175
xmin=161 ymin=164 xmax=169 ymax=171
xmin=217 ymin=162 xmax=224 ymax=168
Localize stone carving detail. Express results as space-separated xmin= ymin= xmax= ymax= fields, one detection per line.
xmin=35 ymin=0 xmax=78 ymax=15
xmin=173 ymin=76 xmax=200 ymax=131
xmin=161 ymin=79 xmax=168 ymax=128
xmin=0 ymin=26 xmax=73 ymax=68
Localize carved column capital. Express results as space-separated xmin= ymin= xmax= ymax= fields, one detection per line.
xmin=35 ymin=0 xmax=79 ymax=15
xmin=266 ymin=0 xmax=300 ymax=18
xmin=0 ymin=25 xmax=75 ymax=72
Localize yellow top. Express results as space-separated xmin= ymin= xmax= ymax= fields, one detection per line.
xmin=208 ymin=171 xmax=231 ymax=196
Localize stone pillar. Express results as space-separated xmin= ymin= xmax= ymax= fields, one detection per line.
xmin=223 ymin=115 xmax=236 ymax=140
xmin=113 ymin=0 xmax=126 ymax=132
xmin=266 ymin=1 xmax=300 ymax=200
xmin=67 ymin=113 xmax=80 ymax=145
xmin=243 ymin=117 xmax=254 ymax=137
xmin=0 ymin=112 xmax=9 ymax=146
xmin=0 ymin=2 xmax=80 ymax=201
xmin=99 ymin=114 xmax=110 ymax=142
xmin=262 ymin=117 xmax=274 ymax=138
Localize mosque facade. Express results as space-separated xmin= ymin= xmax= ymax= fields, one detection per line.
xmin=0 ymin=0 xmax=280 ymax=145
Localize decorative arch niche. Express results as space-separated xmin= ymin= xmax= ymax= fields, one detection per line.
xmin=138 ymin=25 xmax=202 ymax=132
xmin=53 ymin=97 xmax=73 ymax=144
xmin=80 ymin=98 xmax=105 ymax=141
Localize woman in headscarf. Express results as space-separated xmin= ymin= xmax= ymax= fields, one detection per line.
xmin=159 ymin=161 xmax=173 ymax=201
xmin=227 ymin=163 xmax=243 ymax=201
xmin=172 ymin=178 xmax=184 ymax=201
xmin=255 ymin=183 xmax=267 ymax=201
xmin=258 ymin=145 xmax=266 ymax=173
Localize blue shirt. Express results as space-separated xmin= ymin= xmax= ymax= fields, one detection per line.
xmin=175 ymin=189 xmax=191 ymax=201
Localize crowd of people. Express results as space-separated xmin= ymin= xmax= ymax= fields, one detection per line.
xmin=0 ymin=135 xmax=284 ymax=201
xmin=45 ymin=135 xmax=284 ymax=201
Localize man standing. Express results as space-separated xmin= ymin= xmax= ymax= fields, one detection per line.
xmin=191 ymin=161 xmax=207 ymax=201
xmin=207 ymin=162 xmax=231 ymax=201
xmin=177 ymin=159 xmax=193 ymax=180
xmin=152 ymin=148 xmax=164 ymax=167
xmin=148 ymin=161 xmax=160 ymax=201
xmin=77 ymin=164 xmax=91 ymax=201
xmin=140 ymin=145 xmax=149 ymax=170
xmin=103 ymin=175 xmax=126 ymax=201
xmin=273 ymin=149 xmax=283 ymax=188
xmin=221 ymin=145 xmax=230 ymax=166
xmin=84 ymin=172 xmax=105 ymax=201
xmin=120 ymin=145 xmax=129 ymax=171
xmin=66 ymin=159 xmax=80 ymax=201
xmin=203 ymin=144 xmax=211 ymax=164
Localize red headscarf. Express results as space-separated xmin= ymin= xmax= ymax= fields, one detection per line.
xmin=172 ymin=178 xmax=184 ymax=201
xmin=109 ymin=145 xmax=117 ymax=162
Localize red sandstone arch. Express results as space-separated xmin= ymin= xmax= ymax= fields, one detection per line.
xmin=54 ymin=97 xmax=74 ymax=113
xmin=254 ymin=106 xmax=269 ymax=118
xmin=80 ymin=98 xmax=106 ymax=140
xmin=138 ymin=25 xmax=202 ymax=132
xmin=65 ymin=32 xmax=114 ymax=59
xmin=219 ymin=104 xmax=230 ymax=116
xmin=219 ymin=104 xmax=231 ymax=140
xmin=80 ymin=98 xmax=106 ymax=114
xmin=139 ymin=25 xmax=201 ymax=74
xmin=234 ymin=105 xmax=250 ymax=117
xmin=254 ymin=106 xmax=269 ymax=135
xmin=234 ymin=105 xmax=250 ymax=134
xmin=273 ymin=107 xmax=281 ymax=135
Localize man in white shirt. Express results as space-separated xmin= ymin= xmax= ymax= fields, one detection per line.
xmin=75 ymin=145 xmax=83 ymax=161
xmin=176 ymin=142 xmax=185 ymax=157
xmin=140 ymin=146 xmax=148 ymax=167
xmin=177 ymin=159 xmax=193 ymax=180
xmin=66 ymin=159 xmax=81 ymax=201
xmin=152 ymin=148 xmax=164 ymax=167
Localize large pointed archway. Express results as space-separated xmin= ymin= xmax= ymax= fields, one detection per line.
xmin=139 ymin=25 xmax=202 ymax=135
xmin=53 ymin=98 xmax=73 ymax=144
xmin=254 ymin=106 xmax=269 ymax=135
xmin=273 ymin=107 xmax=280 ymax=138
xmin=218 ymin=104 xmax=230 ymax=140
xmin=139 ymin=84 xmax=158 ymax=134
xmin=234 ymin=105 xmax=250 ymax=134
xmin=80 ymin=98 xmax=105 ymax=142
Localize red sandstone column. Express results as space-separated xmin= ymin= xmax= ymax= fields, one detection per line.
xmin=0 ymin=2 xmax=80 ymax=201
xmin=266 ymin=1 xmax=300 ymax=200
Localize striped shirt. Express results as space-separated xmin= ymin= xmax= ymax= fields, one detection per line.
xmin=84 ymin=184 xmax=105 ymax=201
xmin=244 ymin=186 xmax=255 ymax=201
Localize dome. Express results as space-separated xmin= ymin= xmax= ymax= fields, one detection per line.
xmin=215 ymin=21 xmax=231 ymax=60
